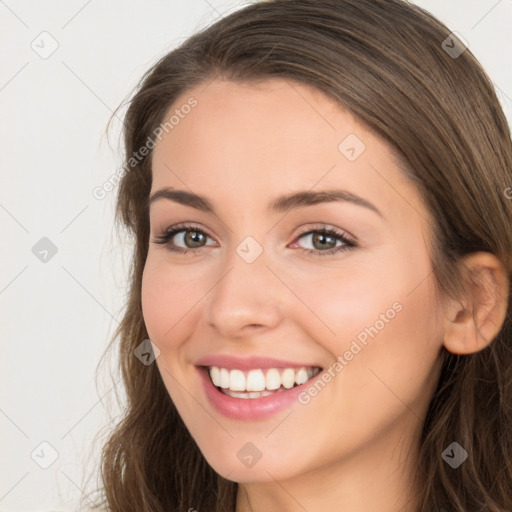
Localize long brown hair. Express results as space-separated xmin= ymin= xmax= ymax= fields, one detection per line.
xmin=89 ymin=0 xmax=512 ymax=510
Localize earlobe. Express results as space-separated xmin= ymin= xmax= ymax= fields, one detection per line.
xmin=442 ymin=252 xmax=509 ymax=355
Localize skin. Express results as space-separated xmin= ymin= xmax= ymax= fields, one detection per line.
xmin=141 ymin=78 xmax=509 ymax=512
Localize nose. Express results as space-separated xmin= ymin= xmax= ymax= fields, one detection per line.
xmin=204 ymin=245 xmax=284 ymax=339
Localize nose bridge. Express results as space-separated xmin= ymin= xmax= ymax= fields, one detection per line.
xmin=204 ymin=240 xmax=283 ymax=336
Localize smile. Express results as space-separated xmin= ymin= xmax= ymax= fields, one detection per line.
xmin=208 ymin=366 xmax=322 ymax=398
xmin=196 ymin=359 xmax=324 ymax=420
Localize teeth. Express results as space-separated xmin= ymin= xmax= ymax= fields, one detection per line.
xmin=281 ymin=368 xmax=295 ymax=389
xmin=246 ymin=369 xmax=266 ymax=391
xmin=230 ymin=369 xmax=245 ymax=391
xmin=210 ymin=366 xmax=220 ymax=386
xmin=295 ymin=367 xmax=309 ymax=385
xmin=220 ymin=368 xmax=230 ymax=388
xmin=208 ymin=366 xmax=321 ymax=394
xmin=265 ymin=368 xmax=281 ymax=390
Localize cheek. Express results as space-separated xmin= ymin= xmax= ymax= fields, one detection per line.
xmin=289 ymin=247 xmax=442 ymax=410
xmin=141 ymin=257 xmax=203 ymax=349
xmin=335 ymin=282 xmax=443 ymax=454
xmin=141 ymin=261 xmax=168 ymax=342
xmin=141 ymin=258 xmax=206 ymax=413
xmin=325 ymin=268 xmax=442 ymax=430
xmin=284 ymin=260 xmax=398 ymax=347
xmin=285 ymin=276 xmax=442 ymax=466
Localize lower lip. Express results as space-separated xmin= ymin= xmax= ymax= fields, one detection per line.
xmin=197 ymin=367 xmax=320 ymax=421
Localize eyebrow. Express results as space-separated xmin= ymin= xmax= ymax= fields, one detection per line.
xmin=147 ymin=187 xmax=383 ymax=218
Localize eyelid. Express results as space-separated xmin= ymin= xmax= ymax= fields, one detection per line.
xmin=293 ymin=223 xmax=356 ymax=243
xmin=158 ymin=220 xmax=217 ymax=239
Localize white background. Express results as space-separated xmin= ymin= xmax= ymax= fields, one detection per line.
xmin=1 ymin=1 xmax=511 ymax=510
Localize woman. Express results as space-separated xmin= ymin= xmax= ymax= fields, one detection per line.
xmin=92 ymin=0 xmax=512 ymax=510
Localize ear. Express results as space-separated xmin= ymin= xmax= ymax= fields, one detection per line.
xmin=443 ymin=252 xmax=509 ymax=355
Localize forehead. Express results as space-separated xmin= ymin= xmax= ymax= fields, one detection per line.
xmin=150 ymin=78 xmax=425 ymax=222
xmin=153 ymin=78 xmax=369 ymax=168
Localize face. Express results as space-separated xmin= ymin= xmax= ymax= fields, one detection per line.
xmin=142 ymin=78 xmax=446 ymax=483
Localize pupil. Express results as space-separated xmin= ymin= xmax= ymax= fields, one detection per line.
xmin=314 ymin=233 xmax=335 ymax=249
xmin=186 ymin=231 xmax=204 ymax=247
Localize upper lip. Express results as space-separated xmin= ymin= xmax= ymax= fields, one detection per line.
xmin=195 ymin=355 xmax=322 ymax=371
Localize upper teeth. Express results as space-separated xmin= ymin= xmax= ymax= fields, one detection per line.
xmin=208 ymin=366 xmax=321 ymax=392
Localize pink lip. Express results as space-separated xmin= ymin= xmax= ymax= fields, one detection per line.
xmin=196 ymin=365 xmax=322 ymax=421
xmin=195 ymin=354 xmax=318 ymax=371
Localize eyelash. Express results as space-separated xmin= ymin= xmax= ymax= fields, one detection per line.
xmin=152 ymin=222 xmax=357 ymax=257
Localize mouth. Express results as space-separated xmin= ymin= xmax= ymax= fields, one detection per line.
xmin=205 ymin=365 xmax=322 ymax=399
xmin=195 ymin=355 xmax=325 ymax=420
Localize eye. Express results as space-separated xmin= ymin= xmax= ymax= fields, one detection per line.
xmin=290 ymin=226 xmax=356 ymax=257
xmin=152 ymin=222 xmax=216 ymax=254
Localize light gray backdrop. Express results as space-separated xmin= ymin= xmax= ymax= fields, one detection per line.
xmin=1 ymin=0 xmax=511 ymax=510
